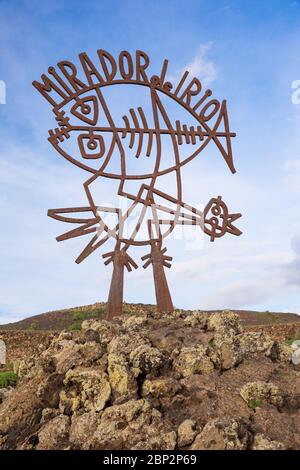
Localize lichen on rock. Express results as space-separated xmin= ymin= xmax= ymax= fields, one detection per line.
xmin=129 ymin=344 xmax=166 ymax=376
xmin=108 ymin=332 xmax=151 ymax=356
xmin=173 ymin=346 xmax=214 ymax=377
xmin=107 ymin=352 xmax=137 ymax=403
xmin=123 ymin=315 xmax=148 ymax=329
xmin=88 ymin=399 xmax=176 ymax=450
xmin=207 ymin=311 xmax=243 ymax=334
xmin=184 ymin=311 xmax=209 ymax=329
xmin=209 ymin=328 xmax=243 ymax=370
xmin=59 ymin=368 xmax=111 ymax=414
xmin=141 ymin=377 xmax=181 ymax=398
xmin=240 ymin=381 xmax=285 ymax=409
xmin=191 ymin=418 xmax=250 ymax=450
xmin=239 ymin=331 xmax=274 ymax=356
xmin=81 ymin=319 xmax=121 ymax=345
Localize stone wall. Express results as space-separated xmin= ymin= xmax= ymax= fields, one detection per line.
xmin=0 ymin=330 xmax=55 ymax=364
xmin=245 ymin=323 xmax=300 ymax=342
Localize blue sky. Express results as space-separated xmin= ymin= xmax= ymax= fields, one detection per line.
xmin=1 ymin=0 xmax=300 ymax=322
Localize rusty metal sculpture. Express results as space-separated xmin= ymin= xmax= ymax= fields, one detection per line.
xmin=33 ymin=49 xmax=242 ymax=320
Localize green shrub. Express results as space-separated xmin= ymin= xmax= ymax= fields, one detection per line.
xmin=72 ymin=306 xmax=106 ymax=322
xmin=28 ymin=322 xmax=38 ymax=331
xmin=0 ymin=371 xmax=18 ymax=388
xmin=92 ymin=306 xmax=106 ymax=317
xmin=67 ymin=322 xmax=81 ymax=331
xmin=248 ymin=399 xmax=261 ymax=412
xmin=285 ymin=331 xmax=300 ymax=346
xmin=72 ymin=311 xmax=86 ymax=321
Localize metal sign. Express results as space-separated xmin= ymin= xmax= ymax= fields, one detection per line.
xmin=33 ymin=49 xmax=242 ymax=319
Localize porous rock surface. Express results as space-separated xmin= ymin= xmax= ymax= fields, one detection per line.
xmin=0 ymin=310 xmax=299 ymax=450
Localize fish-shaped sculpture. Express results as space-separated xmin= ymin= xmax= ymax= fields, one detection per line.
xmin=34 ymin=49 xmax=242 ymax=319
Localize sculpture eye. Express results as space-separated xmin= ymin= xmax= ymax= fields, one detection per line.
xmin=71 ymin=95 xmax=99 ymax=125
xmin=78 ymin=132 xmax=105 ymax=159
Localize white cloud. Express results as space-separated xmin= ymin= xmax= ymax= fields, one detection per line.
xmin=184 ymin=43 xmax=217 ymax=86
xmin=168 ymin=241 xmax=293 ymax=310
xmin=170 ymin=42 xmax=217 ymax=88
xmin=200 ymin=279 xmax=283 ymax=310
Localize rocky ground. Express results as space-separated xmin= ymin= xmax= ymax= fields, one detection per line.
xmin=0 ymin=310 xmax=299 ymax=450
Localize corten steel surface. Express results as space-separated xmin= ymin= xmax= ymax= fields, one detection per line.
xmin=34 ymin=49 xmax=242 ymax=320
